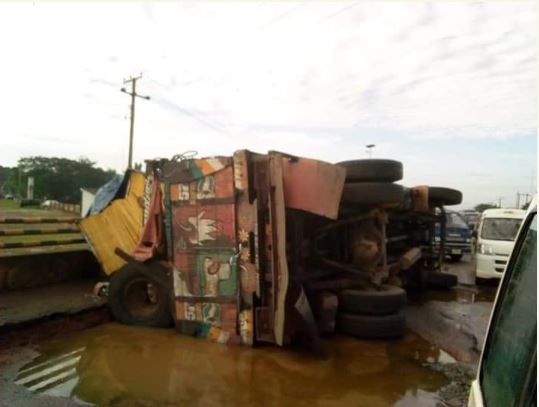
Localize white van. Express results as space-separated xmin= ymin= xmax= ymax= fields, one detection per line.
xmin=475 ymin=208 xmax=526 ymax=279
xmin=468 ymin=199 xmax=536 ymax=406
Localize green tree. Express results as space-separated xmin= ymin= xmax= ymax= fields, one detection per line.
xmin=0 ymin=166 xmax=14 ymax=196
xmin=474 ymin=203 xmax=498 ymax=212
xmin=5 ymin=157 xmax=116 ymax=203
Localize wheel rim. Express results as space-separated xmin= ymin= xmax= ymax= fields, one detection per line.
xmin=123 ymin=277 xmax=162 ymax=319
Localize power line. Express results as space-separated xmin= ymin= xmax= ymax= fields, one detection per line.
xmin=121 ymin=74 xmax=151 ymax=169
xmin=259 ymin=4 xmax=303 ymax=31
xmin=317 ymin=1 xmax=361 ymax=24
xmin=152 ymin=94 xmax=230 ymax=135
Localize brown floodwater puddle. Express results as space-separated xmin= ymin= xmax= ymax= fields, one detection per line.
xmin=14 ymin=323 xmax=453 ymax=406
xmin=409 ymin=284 xmax=498 ymax=306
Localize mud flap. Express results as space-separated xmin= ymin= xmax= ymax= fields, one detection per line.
xmin=287 ymin=285 xmax=325 ymax=354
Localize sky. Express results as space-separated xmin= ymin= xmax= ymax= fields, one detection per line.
xmin=0 ymin=1 xmax=536 ymax=209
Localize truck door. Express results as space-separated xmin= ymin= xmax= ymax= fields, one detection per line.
xmin=163 ymin=157 xmax=243 ymax=344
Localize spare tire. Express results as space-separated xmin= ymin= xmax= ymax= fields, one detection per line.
xmin=109 ymin=264 xmax=173 ymax=328
xmin=341 ymin=182 xmax=405 ymax=206
xmin=337 ymin=159 xmax=403 ymax=183
xmin=337 ymin=311 xmax=406 ymax=338
xmin=428 ymin=187 xmax=462 ymax=206
xmin=340 ymin=285 xmax=407 ymax=315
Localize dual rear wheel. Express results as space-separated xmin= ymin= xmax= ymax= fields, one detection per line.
xmin=337 ymin=285 xmax=407 ymax=338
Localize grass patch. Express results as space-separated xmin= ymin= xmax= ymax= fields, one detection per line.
xmin=0 ymin=199 xmax=20 ymax=209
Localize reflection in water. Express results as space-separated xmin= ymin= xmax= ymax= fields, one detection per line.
xmin=15 ymin=323 xmax=449 ymax=406
xmin=409 ymin=284 xmax=497 ymax=306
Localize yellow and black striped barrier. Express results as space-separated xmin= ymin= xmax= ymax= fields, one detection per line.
xmin=0 ymin=217 xmax=78 ymax=224
xmin=0 ymin=234 xmax=85 ymax=249
xmin=0 ymin=225 xmax=80 ymax=236
xmin=0 ymin=213 xmax=88 ymax=258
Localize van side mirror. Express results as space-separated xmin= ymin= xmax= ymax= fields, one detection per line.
xmin=472 ymin=230 xmax=478 ymax=238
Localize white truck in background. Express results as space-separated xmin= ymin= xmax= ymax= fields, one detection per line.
xmin=475 ymin=208 xmax=526 ymax=279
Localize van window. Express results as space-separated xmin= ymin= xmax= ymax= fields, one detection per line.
xmin=480 ymin=218 xmax=522 ymax=241
xmin=480 ymin=213 xmax=537 ymax=407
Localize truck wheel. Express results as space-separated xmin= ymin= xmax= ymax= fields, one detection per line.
xmin=427 ymin=272 xmax=458 ymax=289
xmin=108 ymin=264 xmax=173 ymax=328
xmin=428 ymin=187 xmax=462 ymax=206
xmin=337 ymin=311 xmax=406 ymax=338
xmin=339 ymin=285 xmax=407 ymax=316
xmin=450 ymin=254 xmax=463 ymax=262
xmin=341 ymin=183 xmax=405 ymax=206
xmin=337 ymin=159 xmax=403 ymax=183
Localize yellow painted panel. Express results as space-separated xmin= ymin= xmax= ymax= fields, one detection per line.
xmin=80 ymin=171 xmax=146 ymax=275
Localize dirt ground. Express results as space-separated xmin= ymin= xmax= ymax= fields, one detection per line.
xmin=0 ymin=280 xmax=106 ymax=328
xmin=403 ymin=254 xmax=499 ymax=406
xmin=406 ymin=254 xmax=498 ymax=366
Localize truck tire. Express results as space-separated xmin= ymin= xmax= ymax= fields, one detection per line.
xmin=339 ymin=285 xmax=407 ymax=316
xmin=341 ymin=182 xmax=405 ymax=206
xmin=337 ymin=311 xmax=406 ymax=338
xmin=450 ymin=254 xmax=463 ymax=262
xmin=428 ymin=187 xmax=462 ymax=206
xmin=337 ymin=159 xmax=403 ymax=183
xmin=427 ymin=272 xmax=458 ymax=289
xmin=108 ymin=264 xmax=173 ymax=328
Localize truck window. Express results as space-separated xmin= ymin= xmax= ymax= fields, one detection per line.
xmin=481 ymin=218 xmax=523 ymax=241
xmin=446 ymin=212 xmax=468 ymax=228
xmin=480 ymin=213 xmax=537 ymax=407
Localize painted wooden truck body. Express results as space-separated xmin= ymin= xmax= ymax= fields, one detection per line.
xmin=81 ymin=150 xmax=345 ymax=347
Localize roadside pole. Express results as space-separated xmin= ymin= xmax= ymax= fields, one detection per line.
xmin=121 ymin=75 xmax=151 ymax=169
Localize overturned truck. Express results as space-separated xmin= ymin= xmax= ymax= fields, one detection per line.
xmin=80 ymin=151 xmax=462 ymax=348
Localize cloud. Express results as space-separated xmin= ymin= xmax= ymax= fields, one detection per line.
xmin=0 ymin=1 xmax=535 ymax=208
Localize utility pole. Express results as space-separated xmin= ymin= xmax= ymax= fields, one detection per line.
xmin=366 ymin=144 xmax=375 ymax=158
xmin=497 ymin=197 xmax=503 ymax=208
xmin=121 ymin=74 xmax=150 ymax=169
xmin=517 ymin=192 xmax=532 ymax=209
xmin=523 ymin=193 xmax=531 ymax=207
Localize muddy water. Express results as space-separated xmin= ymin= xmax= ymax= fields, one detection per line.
xmin=14 ymin=323 xmax=451 ymax=406
xmin=409 ymin=284 xmax=497 ymax=306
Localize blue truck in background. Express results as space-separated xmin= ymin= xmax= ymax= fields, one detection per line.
xmin=434 ymin=210 xmax=472 ymax=261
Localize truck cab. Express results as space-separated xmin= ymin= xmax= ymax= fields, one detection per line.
xmin=433 ymin=210 xmax=472 ymax=262
xmin=81 ymin=150 xmax=347 ymax=348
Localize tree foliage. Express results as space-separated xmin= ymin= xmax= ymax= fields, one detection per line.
xmin=3 ymin=157 xmax=116 ymax=203
xmin=474 ymin=203 xmax=498 ymax=212
xmin=0 ymin=166 xmax=13 ymax=196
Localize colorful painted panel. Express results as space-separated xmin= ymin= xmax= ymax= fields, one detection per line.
xmin=171 ymin=204 xmax=236 ymax=252
xmin=169 ymin=162 xmax=241 ymax=344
